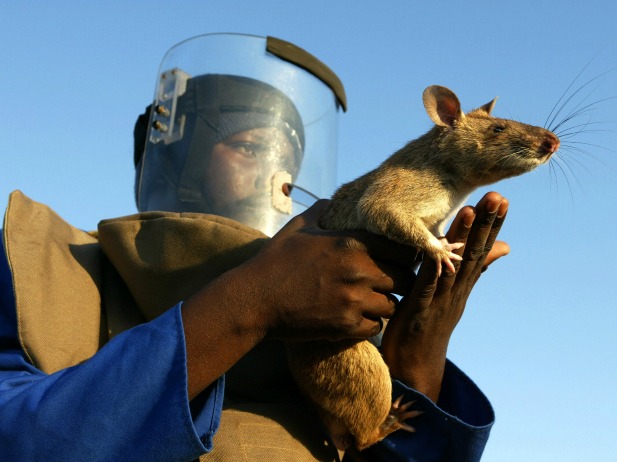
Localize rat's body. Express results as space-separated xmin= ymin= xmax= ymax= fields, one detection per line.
xmin=286 ymin=85 xmax=560 ymax=451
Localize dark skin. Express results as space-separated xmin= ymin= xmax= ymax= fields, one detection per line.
xmin=182 ymin=191 xmax=509 ymax=403
xmin=382 ymin=191 xmax=509 ymax=401
xmin=181 ymin=199 xmax=414 ymax=400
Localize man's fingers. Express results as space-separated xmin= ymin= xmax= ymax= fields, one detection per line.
xmin=484 ymin=200 xmax=509 ymax=253
xmin=304 ymin=199 xmax=419 ymax=267
xmin=457 ymin=193 xmax=505 ymax=280
xmin=344 ymin=231 xmax=419 ymax=268
xmin=483 ymin=240 xmax=510 ymax=270
xmin=408 ymin=205 xmax=477 ymax=301
xmin=370 ymin=259 xmax=417 ymax=296
xmin=291 ymin=199 xmax=332 ymax=229
xmin=445 ymin=206 xmax=476 ymax=244
xmin=471 ymin=199 xmax=509 ymax=274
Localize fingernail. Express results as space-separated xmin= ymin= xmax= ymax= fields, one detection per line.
xmin=497 ymin=199 xmax=509 ymax=218
xmin=463 ymin=211 xmax=475 ymax=228
xmin=488 ymin=200 xmax=500 ymax=214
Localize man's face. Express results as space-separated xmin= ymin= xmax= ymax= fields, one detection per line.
xmin=203 ymin=126 xmax=295 ymax=214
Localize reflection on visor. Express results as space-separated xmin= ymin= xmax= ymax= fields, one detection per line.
xmin=218 ymin=127 xmax=298 ymax=175
xmin=202 ymin=126 xmax=298 ymax=215
xmin=138 ymin=35 xmax=341 ymax=237
xmin=225 ymin=174 xmax=320 ymax=236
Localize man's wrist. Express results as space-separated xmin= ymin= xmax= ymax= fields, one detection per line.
xmin=384 ymin=339 xmax=448 ymax=402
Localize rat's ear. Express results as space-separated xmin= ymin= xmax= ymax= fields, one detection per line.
xmin=478 ymin=97 xmax=498 ymax=115
xmin=423 ymin=85 xmax=465 ymax=128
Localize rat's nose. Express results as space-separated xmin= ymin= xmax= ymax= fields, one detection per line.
xmin=542 ymin=132 xmax=560 ymax=154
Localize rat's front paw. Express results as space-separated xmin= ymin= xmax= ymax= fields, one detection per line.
xmin=426 ymin=238 xmax=464 ymax=276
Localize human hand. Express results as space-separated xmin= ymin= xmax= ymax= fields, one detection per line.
xmin=243 ymin=199 xmax=417 ymax=341
xmin=380 ymin=191 xmax=510 ymax=401
xmin=182 ymin=199 xmax=417 ymax=399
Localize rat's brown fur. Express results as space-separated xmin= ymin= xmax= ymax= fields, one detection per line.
xmin=287 ymin=85 xmax=560 ymax=451
xmin=286 ymin=339 xmax=394 ymax=450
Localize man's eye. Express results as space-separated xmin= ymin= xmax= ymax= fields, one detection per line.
xmin=231 ymin=142 xmax=259 ymax=156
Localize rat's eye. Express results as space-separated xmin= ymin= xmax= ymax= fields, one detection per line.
xmin=493 ymin=125 xmax=506 ymax=133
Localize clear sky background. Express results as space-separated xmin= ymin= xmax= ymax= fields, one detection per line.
xmin=1 ymin=2 xmax=616 ymax=461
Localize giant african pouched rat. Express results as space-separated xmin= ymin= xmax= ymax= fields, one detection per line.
xmin=286 ymin=85 xmax=560 ymax=451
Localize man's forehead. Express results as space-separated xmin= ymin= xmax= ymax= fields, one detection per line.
xmin=228 ymin=127 xmax=290 ymax=144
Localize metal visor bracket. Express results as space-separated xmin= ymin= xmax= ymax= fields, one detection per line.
xmin=149 ymin=68 xmax=191 ymax=145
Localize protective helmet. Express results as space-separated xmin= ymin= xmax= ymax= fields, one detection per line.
xmin=134 ymin=33 xmax=346 ymax=235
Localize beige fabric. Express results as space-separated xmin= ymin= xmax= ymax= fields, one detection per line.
xmin=206 ymin=405 xmax=338 ymax=461
xmin=97 ymin=210 xmax=268 ymax=321
xmin=2 ymin=190 xmax=340 ymax=461
xmin=2 ymin=190 xmax=104 ymax=373
xmin=1 ymin=191 xmax=270 ymax=371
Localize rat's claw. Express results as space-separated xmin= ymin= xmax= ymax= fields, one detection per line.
xmin=393 ymin=395 xmax=424 ymax=422
xmin=380 ymin=395 xmax=423 ymax=435
xmin=399 ymin=422 xmax=417 ymax=433
xmin=391 ymin=394 xmax=405 ymax=408
xmin=357 ymin=396 xmax=423 ymax=450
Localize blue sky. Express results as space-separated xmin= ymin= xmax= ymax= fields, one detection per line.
xmin=1 ymin=2 xmax=616 ymax=460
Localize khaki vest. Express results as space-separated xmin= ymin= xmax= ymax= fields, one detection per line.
xmin=2 ymin=191 xmax=340 ymax=462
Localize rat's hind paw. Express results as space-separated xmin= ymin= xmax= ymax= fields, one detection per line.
xmin=380 ymin=395 xmax=423 ymax=436
xmin=354 ymin=395 xmax=423 ymax=450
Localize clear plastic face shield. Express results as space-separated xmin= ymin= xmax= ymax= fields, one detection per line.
xmin=135 ymin=34 xmax=346 ymax=236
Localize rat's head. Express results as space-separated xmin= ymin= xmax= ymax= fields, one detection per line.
xmin=422 ymin=85 xmax=560 ymax=186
